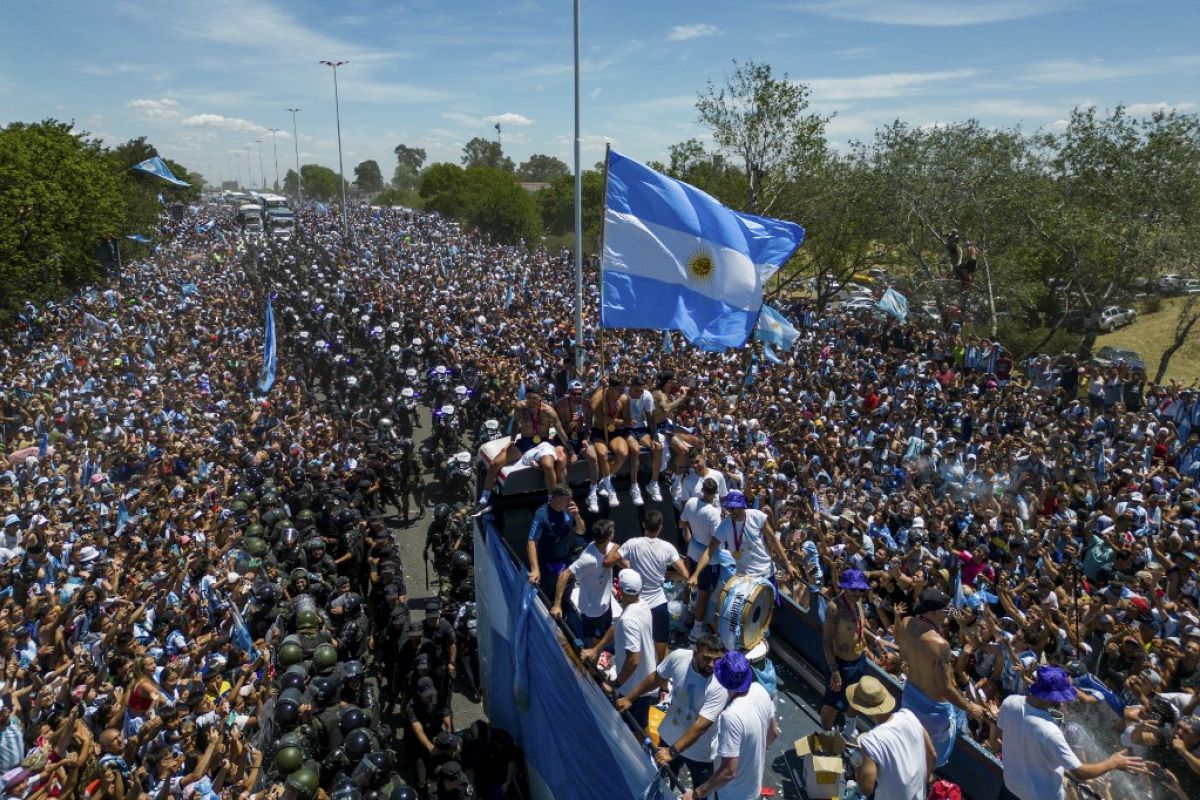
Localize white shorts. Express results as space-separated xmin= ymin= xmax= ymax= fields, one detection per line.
xmin=518 ymin=441 xmax=558 ymax=467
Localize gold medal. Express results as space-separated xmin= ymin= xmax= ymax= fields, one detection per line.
xmin=607 ymin=423 xmax=616 ymax=432
xmin=533 ymin=435 xmax=542 ymax=444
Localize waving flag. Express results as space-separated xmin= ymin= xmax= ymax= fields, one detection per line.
xmin=125 ymin=234 xmax=153 ymax=244
xmin=38 ymin=431 xmax=48 ymax=458
xmin=755 ymin=303 xmax=799 ymax=351
xmin=196 ymin=219 xmax=216 ymax=235
xmin=600 ymin=149 xmax=805 ymax=351
xmin=256 ymin=295 xmax=277 ymax=395
xmin=230 ymin=606 xmax=259 ymax=659
xmin=877 ymin=288 xmax=909 ymax=322
xmin=662 ymin=330 xmax=674 ymax=355
xmin=132 ymin=156 xmax=191 ymax=187
xmin=504 ymin=285 xmax=514 ymax=309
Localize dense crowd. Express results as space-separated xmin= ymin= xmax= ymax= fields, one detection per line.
xmin=2 ymin=194 xmax=1200 ymax=800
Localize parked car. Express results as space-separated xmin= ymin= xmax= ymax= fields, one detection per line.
xmin=1098 ymin=305 xmax=1136 ymax=331
xmin=1094 ymin=346 xmax=1145 ymax=371
xmin=1156 ymin=274 xmax=1185 ymax=294
xmin=1182 ymin=279 xmax=1200 ymax=295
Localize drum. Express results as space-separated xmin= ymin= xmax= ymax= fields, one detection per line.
xmin=710 ymin=574 xmax=776 ymax=652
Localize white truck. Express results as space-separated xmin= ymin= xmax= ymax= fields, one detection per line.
xmin=237 ymin=203 xmax=265 ymax=237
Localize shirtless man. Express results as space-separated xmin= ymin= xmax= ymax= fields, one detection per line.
xmin=478 ymin=384 xmax=573 ymax=510
xmin=625 ymin=374 xmax=662 ymax=505
xmin=820 ymin=569 xmax=870 ymax=740
xmin=895 ymin=588 xmax=987 ymax=767
xmin=590 ymin=374 xmax=632 ymax=507
xmin=555 ymin=379 xmax=601 ymax=512
xmin=652 ymin=371 xmax=701 ymax=479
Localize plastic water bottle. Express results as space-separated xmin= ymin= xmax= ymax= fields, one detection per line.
xmin=842 ymin=780 xmax=865 ymax=800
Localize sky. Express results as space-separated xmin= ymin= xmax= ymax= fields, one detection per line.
xmin=1 ymin=0 xmax=1197 ymax=188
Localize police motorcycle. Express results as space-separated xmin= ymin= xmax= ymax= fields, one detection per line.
xmin=442 ymin=451 xmax=475 ymax=506
xmin=426 ymin=365 xmax=455 ymax=410
xmin=423 ymin=404 xmax=461 ymax=469
xmin=472 ymin=418 xmax=502 ymax=451
xmin=392 ymin=387 xmax=420 ymax=439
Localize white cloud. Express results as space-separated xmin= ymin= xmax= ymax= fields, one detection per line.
xmin=667 ymin=23 xmax=721 ymax=42
xmin=1022 ymin=55 xmax=1200 ymax=85
xmin=127 ymin=98 xmax=182 ymax=119
xmin=802 ymin=69 xmax=975 ymax=101
xmin=485 ymin=112 xmax=534 ymax=126
xmin=790 ymin=0 xmax=1078 ymax=27
xmin=1124 ymin=101 xmax=1197 ymax=116
xmin=182 ymin=113 xmax=268 ymax=135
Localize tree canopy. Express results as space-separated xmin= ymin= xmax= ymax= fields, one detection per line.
xmin=461 ymin=137 xmax=514 ymax=172
xmin=392 ymin=144 xmax=427 ymax=190
xmin=353 ymin=159 xmax=384 ymax=194
xmin=420 ymin=164 xmax=540 ymax=244
xmin=517 ymin=154 xmax=569 ymax=183
xmin=299 ymin=164 xmax=346 ymax=201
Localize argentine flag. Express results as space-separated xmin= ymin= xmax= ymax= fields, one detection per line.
xmin=755 ymin=304 xmax=799 ymax=351
xmin=877 ymin=288 xmax=909 ymax=322
xmin=256 ymin=295 xmax=277 ymax=395
xmin=132 ymin=156 xmax=191 ymax=187
xmin=600 ymin=149 xmax=805 ymax=351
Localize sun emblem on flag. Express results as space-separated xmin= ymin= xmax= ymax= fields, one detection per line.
xmin=687 ymin=249 xmax=715 ymax=283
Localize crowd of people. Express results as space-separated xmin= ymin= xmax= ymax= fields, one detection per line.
xmin=2 ymin=192 xmax=1200 ymax=800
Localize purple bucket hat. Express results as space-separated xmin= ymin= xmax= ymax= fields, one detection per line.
xmin=721 ymin=490 xmax=749 ymax=509
xmin=713 ymin=652 xmax=754 ymax=693
xmin=839 ymin=569 xmax=870 ymax=591
xmin=1028 ymin=665 xmax=1077 ymax=703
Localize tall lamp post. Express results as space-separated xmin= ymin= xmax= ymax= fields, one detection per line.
xmin=256 ymin=139 xmax=266 ymax=191
xmin=285 ymin=108 xmax=303 ymax=202
xmin=267 ymin=128 xmax=282 ymax=191
xmin=319 ymin=59 xmax=350 ymax=235
xmin=244 ymin=146 xmax=254 ymax=190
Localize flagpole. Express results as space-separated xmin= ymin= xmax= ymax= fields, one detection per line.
xmin=572 ymin=0 xmax=584 ymax=376
xmin=596 ymin=142 xmax=612 ymax=383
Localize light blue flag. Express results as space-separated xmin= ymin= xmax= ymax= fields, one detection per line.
xmin=952 ymin=565 xmax=965 ymax=610
xmin=662 ymin=330 xmax=674 ymax=354
xmin=132 ymin=156 xmax=191 ymax=187
xmin=230 ymin=606 xmax=259 ymax=659
xmin=755 ymin=304 xmax=799 ymax=351
xmin=762 ymin=341 xmax=783 ymax=364
xmin=256 ymin=295 xmax=277 ymax=395
xmin=125 ymin=234 xmax=153 ymax=244
xmin=1094 ymin=442 xmax=1107 ymax=480
xmin=504 ymin=285 xmax=514 ymax=309
xmin=115 ymin=501 xmax=129 ymax=536
xmin=600 ymin=149 xmax=805 ymax=351
xmin=196 ymin=219 xmax=216 ymax=235
xmin=876 ymin=288 xmax=909 ymax=321
xmin=38 ymin=431 xmax=48 ymax=458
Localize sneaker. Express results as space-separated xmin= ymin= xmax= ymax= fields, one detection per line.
xmin=670 ymin=474 xmax=684 ymax=504
xmin=630 ymin=482 xmax=644 ymax=506
xmin=687 ymin=621 xmax=705 ymax=644
xmin=586 ymin=485 xmax=600 ymax=514
xmin=646 ymin=481 xmax=663 ymax=502
xmin=607 ymin=488 xmax=620 ymax=507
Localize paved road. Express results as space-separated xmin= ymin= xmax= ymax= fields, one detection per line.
xmin=387 ymin=402 xmax=486 ymax=732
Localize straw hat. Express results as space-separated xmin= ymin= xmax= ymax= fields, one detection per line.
xmin=845 ymin=676 xmax=896 ymax=716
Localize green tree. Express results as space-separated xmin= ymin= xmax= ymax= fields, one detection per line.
xmin=1030 ymin=106 xmax=1200 ymax=355
xmin=419 ymin=162 xmax=468 ymax=217
xmin=696 ymin=59 xmax=829 ymax=214
xmin=422 ymin=164 xmax=540 ymax=244
xmin=517 ymin=154 xmax=569 ymax=182
xmin=392 ymin=144 xmax=427 ymax=189
xmin=299 ymin=164 xmax=345 ymax=201
xmin=536 ymin=170 xmax=604 ymax=244
xmin=283 ymin=168 xmax=300 ymax=196
xmin=0 ymin=120 xmax=126 ymax=319
xmin=659 ymin=138 xmax=749 ymax=209
xmin=461 ymin=137 xmax=514 ymax=172
xmin=353 ymin=159 xmax=384 ymax=194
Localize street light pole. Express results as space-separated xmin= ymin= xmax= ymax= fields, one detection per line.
xmin=256 ymin=139 xmax=266 ymax=191
xmin=268 ymin=128 xmax=281 ymax=191
xmin=244 ymin=146 xmax=253 ymax=190
xmin=285 ymin=108 xmax=302 ymax=202
xmin=319 ymin=59 xmax=350 ymax=236
xmin=572 ymin=0 xmax=585 ymax=374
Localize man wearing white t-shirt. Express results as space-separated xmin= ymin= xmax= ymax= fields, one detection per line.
xmin=618 ymin=633 xmax=728 ymax=788
xmin=685 ymin=651 xmax=777 ymax=800
xmin=693 ymin=491 xmax=799 ymax=584
xmin=582 ymin=569 xmax=658 ymax=730
xmin=681 ymin=477 xmax=722 ymax=642
xmin=678 ymin=446 xmax=728 ymax=509
xmin=605 ymin=510 xmax=688 ymax=659
xmin=846 ymin=676 xmax=935 ymax=800
xmin=992 ymin=666 xmax=1147 ymax=800
xmin=552 ymin=519 xmax=620 ymax=646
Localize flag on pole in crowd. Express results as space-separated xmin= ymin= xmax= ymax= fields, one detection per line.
xmin=126 ymin=234 xmax=153 ymax=244
xmin=599 ymin=149 xmax=805 ymax=351
xmin=762 ymin=342 xmax=783 ymax=364
xmin=755 ymin=304 xmax=800 ymax=351
xmin=115 ymin=501 xmax=129 ymax=536
xmin=131 ymin=156 xmax=191 ymax=187
xmin=877 ymin=288 xmax=909 ymax=322
xmin=256 ymin=295 xmax=277 ymax=395
xmin=952 ymin=564 xmax=965 ymax=610
xmin=1094 ymin=442 xmax=1107 ymax=480
xmin=230 ymin=606 xmax=259 ymax=659
xmin=662 ymin=330 xmax=674 ymax=354
xmin=38 ymin=431 xmax=48 ymax=458
xmin=196 ymin=219 xmax=216 ymax=235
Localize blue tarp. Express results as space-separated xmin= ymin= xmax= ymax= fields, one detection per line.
xmin=475 ymin=521 xmax=674 ymax=800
